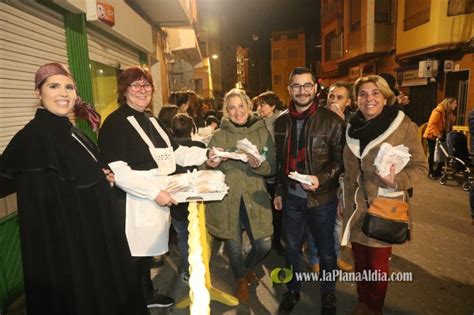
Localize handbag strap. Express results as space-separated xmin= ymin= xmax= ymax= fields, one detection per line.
xmin=357 ymin=158 xmax=371 ymax=209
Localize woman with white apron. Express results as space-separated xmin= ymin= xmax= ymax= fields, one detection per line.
xmin=98 ymin=67 xmax=216 ymax=309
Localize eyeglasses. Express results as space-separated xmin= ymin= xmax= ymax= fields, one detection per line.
xmin=289 ymin=83 xmax=315 ymax=92
xmin=129 ymin=83 xmax=153 ymax=92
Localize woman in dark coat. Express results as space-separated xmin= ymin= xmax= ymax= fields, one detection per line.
xmin=0 ymin=63 xmax=146 ymax=314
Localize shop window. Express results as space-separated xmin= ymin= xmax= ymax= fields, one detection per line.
xmin=90 ymin=61 xmax=119 ymax=123
xmin=350 ymin=0 xmax=361 ymax=31
xmin=375 ymin=0 xmax=392 ymax=23
xmin=448 ymin=0 xmax=474 ymax=16
xmin=404 ymin=0 xmax=431 ymax=31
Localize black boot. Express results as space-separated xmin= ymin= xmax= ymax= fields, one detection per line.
xmin=321 ymin=293 xmax=336 ymax=315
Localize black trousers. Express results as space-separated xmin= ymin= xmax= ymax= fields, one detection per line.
xmin=427 ymin=139 xmax=442 ymax=176
xmin=132 ymin=257 xmax=154 ymax=298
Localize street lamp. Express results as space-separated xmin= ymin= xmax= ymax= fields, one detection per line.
xmin=211 ymin=54 xmax=218 ymax=60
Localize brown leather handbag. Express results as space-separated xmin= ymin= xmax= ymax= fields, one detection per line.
xmin=358 ymin=160 xmax=410 ymax=244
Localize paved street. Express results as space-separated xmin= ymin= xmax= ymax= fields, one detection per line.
xmin=6 ymin=176 xmax=473 ymax=315
xmin=151 ymin=175 xmax=474 ymax=315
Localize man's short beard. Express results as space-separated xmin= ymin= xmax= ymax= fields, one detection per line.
xmin=293 ymin=95 xmax=314 ymax=107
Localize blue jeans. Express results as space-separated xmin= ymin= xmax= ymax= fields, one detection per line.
xmin=225 ymin=198 xmax=272 ymax=279
xmin=283 ymin=194 xmax=337 ymax=295
xmin=306 ymin=215 xmax=342 ymax=265
xmin=172 ymin=218 xmax=189 ymax=273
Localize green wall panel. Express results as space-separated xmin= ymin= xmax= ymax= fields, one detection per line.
xmin=64 ymin=13 xmax=97 ymax=143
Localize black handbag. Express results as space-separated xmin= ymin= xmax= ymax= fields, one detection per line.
xmin=358 ymin=159 xmax=410 ymax=244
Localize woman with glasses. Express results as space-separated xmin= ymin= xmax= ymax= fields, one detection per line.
xmin=98 ymin=67 xmax=219 ymax=309
xmin=0 ymin=63 xmax=146 ymax=314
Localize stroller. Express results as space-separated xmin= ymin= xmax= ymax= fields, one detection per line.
xmin=436 ymin=131 xmax=472 ymax=191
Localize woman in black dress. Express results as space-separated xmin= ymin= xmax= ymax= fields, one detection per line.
xmin=0 ymin=63 xmax=146 ymax=315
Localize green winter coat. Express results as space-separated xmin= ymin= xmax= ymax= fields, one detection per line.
xmin=205 ymin=117 xmax=276 ymax=240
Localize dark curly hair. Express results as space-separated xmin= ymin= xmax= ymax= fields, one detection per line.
xmin=253 ymin=91 xmax=283 ymax=111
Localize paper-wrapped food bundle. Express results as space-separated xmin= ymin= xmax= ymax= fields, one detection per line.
xmin=236 ymin=138 xmax=266 ymax=164
xmin=166 ymin=170 xmax=229 ymax=203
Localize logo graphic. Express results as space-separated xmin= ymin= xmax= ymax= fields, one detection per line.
xmin=270 ymin=266 xmax=293 ymax=284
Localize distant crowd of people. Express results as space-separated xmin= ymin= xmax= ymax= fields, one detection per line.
xmin=13 ymin=61 xmax=474 ymax=315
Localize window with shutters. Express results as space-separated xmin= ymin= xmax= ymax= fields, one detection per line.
xmin=447 ymin=0 xmax=474 ymax=16
xmin=324 ymin=31 xmax=343 ymax=61
xmin=404 ymin=0 xmax=431 ymax=31
xmin=350 ymin=0 xmax=361 ymax=31
xmin=375 ymin=0 xmax=392 ymax=23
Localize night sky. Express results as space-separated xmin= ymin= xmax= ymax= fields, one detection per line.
xmin=200 ymin=0 xmax=320 ymax=44
xmin=199 ymin=0 xmax=321 ymax=95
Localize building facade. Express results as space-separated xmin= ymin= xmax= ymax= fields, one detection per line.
xmin=0 ymin=0 xmax=211 ymax=214
xmin=320 ymin=0 xmax=474 ymax=127
xmin=271 ymin=29 xmax=306 ymax=106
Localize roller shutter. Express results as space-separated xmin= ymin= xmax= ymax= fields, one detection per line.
xmin=87 ymin=27 xmax=140 ymax=70
xmin=0 ymin=2 xmax=68 ymax=153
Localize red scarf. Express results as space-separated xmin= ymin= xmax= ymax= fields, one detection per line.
xmin=285 ymin=101 xmax=317 ymax=178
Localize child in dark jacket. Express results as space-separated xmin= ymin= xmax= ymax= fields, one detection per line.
xmin=170 ymin=114 xmax=207 ymax=281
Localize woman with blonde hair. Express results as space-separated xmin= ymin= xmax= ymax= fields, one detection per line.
xmin=343 ymin=75 xmax=427 ymax=315
xmin=206 ymin=88 xmax=276 ymax=304
xmin=423 ymin=97 xmax=457 ymax=179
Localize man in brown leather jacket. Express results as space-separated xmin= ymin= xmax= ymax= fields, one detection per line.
xmin=274 ymin=67 xmax=345 ymax=315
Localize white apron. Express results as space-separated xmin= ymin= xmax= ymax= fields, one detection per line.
xmin=125 ymin=116 xmax=176 ymax=256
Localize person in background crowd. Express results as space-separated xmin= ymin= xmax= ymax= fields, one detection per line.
xmin=98 ymin=66 xmax=219 ymax=309
xmin=326 ymin=82 xmax=355 ymax=122
xmin=316 ymin=78 xmax=329 ymax=108
xmin=469 ymin=109 xmax=474 ymax=225
xmin=206 ymin=109 xmax=218 ymax=119
xmin=202 ymin=98 xmax=214 ymax=116
xmin=176 ymin=92 xmax=190 ymax=114
xmin=0 ymin=63 xmax=146 ymax=314
xmin=253 ymin=91 xmax=284 ymax=255
xmin=379 ymin=73 xmax=410 ymax=108
xmin=206 ymin=115 xmax=220 ymax=130
xmin=206 ymin=88 xmax=276 ymax=304
xmin=157 ymin=104 xmax=178 ymax=133
xmin=343 ymin=75 xmax=427 ymax=315
xmin=305 ymin=82 xmax=354 ymax=274
xmin=187 ymin=91 xmax=206 ymax=128
xmin=274 ymin=67 xmax=345 ymax=314
xmin=168 ymin=91 xmax=178 ymax=105
xmin=169 ymin=113 xmax=207 ymax=282
xmin=423 ymin=97 xmax=458 ymax=179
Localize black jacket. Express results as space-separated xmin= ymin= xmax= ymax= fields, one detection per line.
xmin=274 ymin=106 xmax=345 ymax=207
